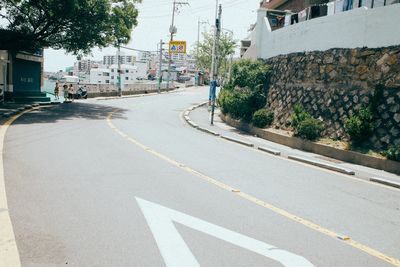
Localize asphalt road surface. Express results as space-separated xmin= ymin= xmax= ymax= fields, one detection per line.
xmin=4 ymin=87 xmax=400 ymax=266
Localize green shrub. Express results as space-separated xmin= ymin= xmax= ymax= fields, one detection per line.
xmin=291 ymin=104 xmax=312 ymax=128
xmin=290 ymin=105 xmax=323 ymax=140
xmin=296 ymin=117 xmax=323 ymax=140
xmin=383 ymin=146 xmax=400 ymax=162
xmin=218 ymin=88 xmax=266 ymax=122
xmin=230 ymin=59 xmax=271 ymax=91
xmin=252 ymin=109 xmax=274 ymax=128
xmin=345 ymin=107 xmax=375 ymax=143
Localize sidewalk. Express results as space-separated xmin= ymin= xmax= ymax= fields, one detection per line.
xmin=188 ymin=105 xmax=400 ymax=188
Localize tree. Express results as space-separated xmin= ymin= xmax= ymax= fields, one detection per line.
xmin=192 ymin=31 xmax=237 ymax=81
xmin=0 ymin=0 xmax=141 ymax=54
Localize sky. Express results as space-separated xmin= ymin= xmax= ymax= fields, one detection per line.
xmin=44 ymin=0 xmax=261 ymax=72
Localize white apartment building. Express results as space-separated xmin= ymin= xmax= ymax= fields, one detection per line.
xmin=103 ymin=52 xmax=136 ymax=66
xmin=73 ymin=59 xmax=101 ymax=74
xmin=89 ymin=64 xmax=140 ymax=85
xmin=137 ymin=51 xmax=152 ymax=62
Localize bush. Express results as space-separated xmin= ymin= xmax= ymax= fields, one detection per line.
xmin=218 ymin=88 xmax=266 ymax=122
xmin=345 ymin=107 xmax=375 ymax=144
xmin=296 ymin=117 xmax=323 ymax=140
xmin=252 ymin=109 xmax=274 ymax=128
xmin=290 ymin=105 xmax=323 ymax=140
xmin=230 ymin=59 xmax=271 ymax=91
xmin=291 ymin=104 xmax=312 ymax=128
xmin=383 ymin=146 xmax=400 ymax=162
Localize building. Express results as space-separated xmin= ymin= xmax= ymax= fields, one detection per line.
xmin=89 ymin=64 xmax=140 ymax=85
xmin=242 ymin=1 xmax=400 ymax=59
xmin=0 ymin=49 xmax=50 ymax=102
xmin=73 ymin=59 xmax=101 ymax=74
xmin=103 ymin=52 xmax=136 ymax=66
xmin=137 ymin=51 xmax=152 ymax=62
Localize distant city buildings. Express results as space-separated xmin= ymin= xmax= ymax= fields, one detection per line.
xmin=89 ymin=64 xmax=139 ymax=85
xmin=103 ymin=52 xmax=136 ymax=66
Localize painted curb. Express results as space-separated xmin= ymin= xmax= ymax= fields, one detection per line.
xmin=288 ymin=155 xmax=355 ymax=175
xmin=258 ymin=146 xmax=281 ymax=156
xmin=220 ymin=135 xmax=254 ymax=147
xmin=369 ymin=177 xmax=400 ymax=189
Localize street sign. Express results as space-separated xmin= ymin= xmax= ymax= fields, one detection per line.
xmin=136 ymin=197 xmax=315 ymax=267
xmin=169 ymin=41 xmax=186 ymax=54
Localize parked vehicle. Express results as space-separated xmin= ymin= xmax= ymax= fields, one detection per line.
xmin=75 ymin=86 xmax=88 ymax=99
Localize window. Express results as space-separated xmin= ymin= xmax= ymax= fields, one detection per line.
xmin=125 ymin=69 xmax=129 ymax=73
xmin=125 ymin=77 xmax=129 ymax=80
xmin=111 ymin=76 xmax=114 ymax=79
xmin=105 ymin=80 xmax=109 ymax=83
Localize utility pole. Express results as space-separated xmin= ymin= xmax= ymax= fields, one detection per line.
xmin=158 ymin=39 xmax=164 ymax=93
xmin=196 ymin=18 xmax=207 ymax=86
xmin=166 ymin=0 xmax=188 ymax=92
xmin=117 ymin=43 xmax=122 ymax=97
xmin=210 ymin=4 xmax=222 ymax=125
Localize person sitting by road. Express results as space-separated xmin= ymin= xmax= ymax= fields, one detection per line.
xmin=68 ymin=84 xmax=74 ymax=101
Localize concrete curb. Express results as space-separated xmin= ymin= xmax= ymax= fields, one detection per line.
xmin=220 ymin=113 xmax=400 ymax=175
xmin=370 ymin=177 xmax=400 ymax=189
xmin=220 ymin=135 xmax=254 ymax=147
xmin=187 ymin=120 xmax=199 ymax=128
xmin=197 ymin=127 xmax=220 ymax=136
xmin=94 ymin=88 xmax=179 ymax=101
xmin=288 ymin=155 xmax=355 ymax=175
xmin=258 ymin=146 xmax=281 ymax=156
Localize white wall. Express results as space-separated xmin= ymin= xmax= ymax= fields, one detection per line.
xmin=255 ymin=4 xmax=400 ymax=59
xmin=134 ymin=61 xmax=148 ymax=78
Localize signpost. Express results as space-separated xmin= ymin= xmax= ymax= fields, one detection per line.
xmin=169 ymin=41 xmax=187 ymax=54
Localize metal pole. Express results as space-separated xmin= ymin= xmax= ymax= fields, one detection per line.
xmin=117 ymin=44 xmax=122 ymax=97
xmin=166 ymin=1 xmax=176 ymax=92
xmin=158 ymin=39 xmax=163 ymax=93
xmin=211 ymin=4 xmax=222 ymax=125
xmin=196 ymin=18 xmax=200 ymax=86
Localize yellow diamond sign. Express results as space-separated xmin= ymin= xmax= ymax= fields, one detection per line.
xmin=169 ymin=41 xmax=186 ymax=54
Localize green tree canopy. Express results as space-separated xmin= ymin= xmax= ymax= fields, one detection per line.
xmin=192 ymin=31 xmax=237 ymax=80
xmin=0 ymin=0 xmax=141 ymax=54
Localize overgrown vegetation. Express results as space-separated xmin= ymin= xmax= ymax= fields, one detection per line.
xmin=218 ymin=88 xmax=266 ymax=122
xmin=252 ymin=109 xmax=274 ymax=128
xmin=344 ymin=107 xmax=375 ymax=144
xmin=218 ymin=59 xmax=271 ymax=122
xmin=224 ymin=59 xmax=271 ymax=92
xmin=344 ymin=84 xmax=382 ymax=144
xmin=383 ymin=146 xmax=400 ymax=162
xmin=291 ymin=104 xmax=323 ymax=140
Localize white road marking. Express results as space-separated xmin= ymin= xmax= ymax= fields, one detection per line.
xmin=136 ymin=197 xmax=315 ymax=267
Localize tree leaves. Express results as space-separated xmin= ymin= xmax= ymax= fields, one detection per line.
xmin=0 ymin=0 xmax=141 ymax=54
xmin=192 ymin=31 xmax=237 ymax=79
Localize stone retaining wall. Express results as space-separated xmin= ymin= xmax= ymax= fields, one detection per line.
xmin=265 ymin=46 xmax=400 ymax=149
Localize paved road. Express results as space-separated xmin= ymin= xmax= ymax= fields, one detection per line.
xmin=4 ymin=87 xmax=400 ymax=266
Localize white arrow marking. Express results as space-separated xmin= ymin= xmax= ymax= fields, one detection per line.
xmin=136 ymin=197 xmax=315 ymax=267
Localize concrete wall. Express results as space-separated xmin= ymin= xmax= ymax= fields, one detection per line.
xmin=255 ymin=4 xmax=400 ymax=59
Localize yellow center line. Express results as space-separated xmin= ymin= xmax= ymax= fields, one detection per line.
xmin=107 ymin=110 xmax=400 ymax=266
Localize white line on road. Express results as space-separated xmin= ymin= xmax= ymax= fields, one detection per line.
xmin=136 ymin=197 xmax=315 ymax=267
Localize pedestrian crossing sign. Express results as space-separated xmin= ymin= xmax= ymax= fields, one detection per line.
xmin=169 ymin=41 xmax=186 ymax=54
